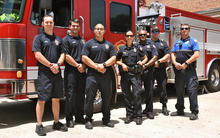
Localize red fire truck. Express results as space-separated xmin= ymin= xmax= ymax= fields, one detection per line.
xmin=0 ymin=0 xmax=137 ymax=111
xmin=138 ymin=2 xmax=220 ymax=93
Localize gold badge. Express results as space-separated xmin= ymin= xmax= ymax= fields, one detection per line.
xmin=123 ymin=52 xmax=127 ymax=55
xmin=134 ymin=48 xmax=137 ymax=52
xmin=55 ymin=40 xmax=59 ymax=46
xmin=105 ymin=44 xmax=109 ymax=49
xmin=161 ymin=43 xmax=163 ymax=46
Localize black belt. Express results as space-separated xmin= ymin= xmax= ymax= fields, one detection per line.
xmin=128 ymin=65 xmax=142 ymax=73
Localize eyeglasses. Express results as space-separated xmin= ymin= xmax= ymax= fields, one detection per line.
xmin=181 ymin=28 xmax=189 ymax=30
xmin=139 ymin=34 xmax=147 ymax=37
xmin=94 ymin=28 xmax=104 ymax=31
xmin=125 ymin=35 xmax=134 ymax=38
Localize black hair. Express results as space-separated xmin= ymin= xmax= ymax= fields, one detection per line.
xmin=125 ymin=30 xmax=133 ymax=36
xmin=181 ymin=24 xmax=190 ymax=29
xmin=69 ymin=18 xmax=80 ymax=26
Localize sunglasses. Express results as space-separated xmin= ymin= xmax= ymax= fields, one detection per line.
xmin=152 ymin=30 xmax=160 ymax=33
xmin=139 ymin=34 xmax=147 ymax=37
xmin=181 ymin=28 xmax=189 ymax=30
xmin=125 ymin=35 xmax=134 ymax=38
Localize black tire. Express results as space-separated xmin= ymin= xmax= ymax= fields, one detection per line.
xmin=205 ymin=63 xmax=220 ymax=92
xmin=93 ymin=67 xmax=117 ymax=113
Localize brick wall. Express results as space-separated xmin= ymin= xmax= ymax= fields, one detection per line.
xmin=145 ymin=0 xmax=220 ymax=12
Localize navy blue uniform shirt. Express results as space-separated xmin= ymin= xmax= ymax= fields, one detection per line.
xmin=32 ymin=32 xmax=65 ymax=70
xmin=81 ymin=38 xmax=116 ymax=72
xmin=116 ymin=44 xmax=146 ymax=67
xmin=152 ymin=39 xmax=170 ymax=68
xmin=138 ymin=39 xmax=158 ymax=69
xmin=172 ymin=37 xmax=199 ymax=64
xmin=63 ymin=35 xmax=85 ymax=68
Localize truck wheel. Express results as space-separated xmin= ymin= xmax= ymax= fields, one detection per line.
xmin=205 ymin=63 xmax=220 ymax=92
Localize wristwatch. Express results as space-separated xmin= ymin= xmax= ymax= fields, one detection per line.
xmin=103 ymin=62 xmax=107 ymax=68
xmin=57 ymin=63 xmax=61 ymax=67
xmin=157 ymin=60 xmax=160 ymax=64
xmin=184 ymin=62 xmax=188 ymax=65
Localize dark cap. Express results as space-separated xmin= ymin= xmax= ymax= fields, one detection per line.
xmin=151 ymin=26 xmax=160 ymax=32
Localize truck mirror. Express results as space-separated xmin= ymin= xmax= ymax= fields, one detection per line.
xmin=40 ymin=0 xmax=52 ymax=10
xmin=164 ymin=17 xmax=170 ymax=31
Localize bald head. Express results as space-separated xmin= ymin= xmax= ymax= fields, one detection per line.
xmin=93 ymin=23 xmax=105 ymax=41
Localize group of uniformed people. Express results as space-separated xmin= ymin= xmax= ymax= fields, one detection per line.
xmin=33 ymin=15 xmax=200 ymax=136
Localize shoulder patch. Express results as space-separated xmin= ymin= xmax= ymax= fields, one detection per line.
xmin=194 ymin=39 xmax=198 ymax=42
xmin=105 ymin=44 xmax=109 ymax=49
xmin=81 ymin=39 xmax=85 ymax=45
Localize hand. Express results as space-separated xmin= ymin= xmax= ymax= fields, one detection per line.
xmin=96 ymin=64 xmax=106 ymax=74
xmin=174 ymin=62 xmax=182 ymax=70
xmin=77 ymin=64 xmax=85 ymax=73
xmin=50 ymin=63 xmax=59 ymax=74
xmin=155 ymin=61 xmax=159 ymax=68
xmin=137 ymin=61 xmax=143 ymax=66
xmin=122 ymin=64 xmax=128 ymax=72
xmin=181 ymin=63 xmax=187 ymax=70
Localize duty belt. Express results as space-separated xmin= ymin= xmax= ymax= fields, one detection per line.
xmin=128 ymin=65 xmax=142 ymax=73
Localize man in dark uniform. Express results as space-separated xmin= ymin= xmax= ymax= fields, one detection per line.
xmin=151 ymin=26 xmax=170 ymax=116
xmin=82 ymin=23 xmax=116 ymax=129
xmin=63 ymin=18 xmax=86 ymax=128
xmin=171 ymin=24 xmax=200 ymax=120
xmin=138 ymin=29 xmax=158 ymax=119
xmin=32 ymin=15 xmax=68 ymax=136
xmin=116 ymin=30 xmax=148 ymax=125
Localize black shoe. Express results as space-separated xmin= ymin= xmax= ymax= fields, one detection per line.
xmin=52 ymin=121 xmax=68 ymax=132
xmin=66 ymin=120 xmax=74 ymax=128
xmin=35 ymin=124 xmax=46 ymax=136
xmin=124 ymin=117 xmax=133 ymax=124
xmin=75 ymin=118 xmax=86 ymax=124
xmin=162 ymin=106 xmax=169 ymax=116
xmin=135 ymin=117 xmax=142 ymax=125
xmin=103 ymin=122 xmax=114 ymax=128
xmin=85 ymin=121 xmax=93 ymax=129
xmin=142 ymin=109 xmax=147 ymax=114
xmin=190 ymin=113 xmax=198 ymax=120
xmin=147 ymin=113 xmax=154 ymax=119
xmin=170 ymin=111 xmax=185 ymax=116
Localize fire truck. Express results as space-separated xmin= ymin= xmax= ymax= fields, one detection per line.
xmin=138 ymin=2 xmax=220 ymax=93
xmin=0 ymin=0 xmax=220 ymax=110
xmin=0 ymin=0 xmax=137 ymax=111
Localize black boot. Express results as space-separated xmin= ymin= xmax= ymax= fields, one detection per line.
xmin=162 ymin=104 xmax=169 ymax=116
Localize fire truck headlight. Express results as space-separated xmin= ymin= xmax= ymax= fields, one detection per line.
xmin=18 ymin=59 xmax=24 ymax=64
xmin=17 ymin=71 xmax=22 ymax=78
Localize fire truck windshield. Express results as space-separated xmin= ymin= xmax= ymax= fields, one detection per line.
xmin=0 ymin=0 xmax=26 ymax=23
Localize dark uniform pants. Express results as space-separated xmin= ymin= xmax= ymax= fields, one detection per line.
xmin=142 ymin=69 xmax=154 ymax=114
xmin=121 ymin=73 xmax=142 ymax=118
xmin=85 ymin=72 xmax=111 ymax=123
xmin=174 ymin=67 xmax=199 ymax=114
xmin=154 ymin=68 xmax=168 ymax=105
xmin=64 ymin=68 xmax=86 ymax=121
